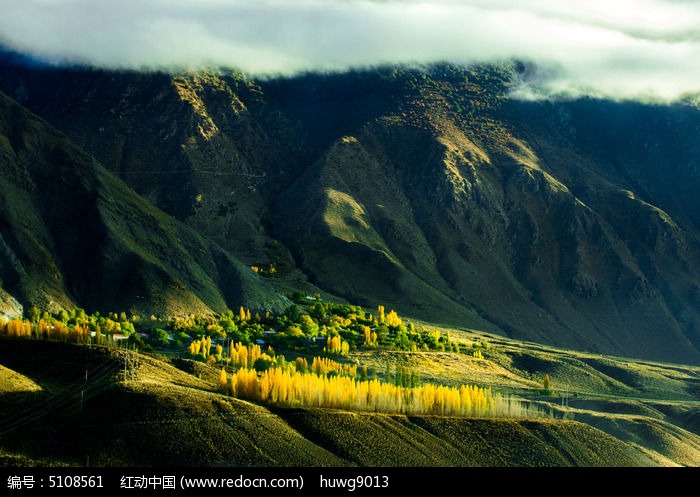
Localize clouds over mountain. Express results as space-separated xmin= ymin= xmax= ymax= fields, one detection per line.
xmin=1 ymin=0 xmax=699 ymax=101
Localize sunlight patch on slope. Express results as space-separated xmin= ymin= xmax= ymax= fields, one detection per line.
xmin=173 ymin=75 xmax=220 ymax=140
xmin=322 ymin=188 xmax=398 ymax=264
xmin=437 ymin=127 xmax=490 ymax=200
xmin=0 ymin=365 xmax=43 ymax=393
xmin=505 ymin=136 xmax=573 ymax=195
xmin=438 ymin=121 xmax=492 ymax=167
xmin=620 ymin=189 xmax=679 ymax=230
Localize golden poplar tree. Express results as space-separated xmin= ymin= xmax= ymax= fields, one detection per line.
xmin=219 ymin=368 xmax=228 ymax=391
xmin=295 ymin=357 xmax=308 ymax=372
xmin=385 ymin=310 xmax=402 ymax=327
xmin=362 ymin=326 xmax=378 ymax=347
xmin=377 ymin=305 xmax=385 ymax=324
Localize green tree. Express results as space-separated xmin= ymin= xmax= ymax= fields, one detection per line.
xmin=393 ymin=328 xmax=412 ymax=350
xmin=299 ymin=314 xmax=319 ymax=336
xmin=253 ymin=355 xmax=273 ymax=372
xmin=410 ymin=370 xmax=420 ymax=388
xmin=394 ymin=364 xmax=403 ymax=387
xmin=26 ymin=306 xmax=41 ymax=323
xmin=309 ymin=302 xmax=327 ymax=321
xmin=149 ymin=328 xmax=170 ymax=348
xmin=284 ymin=304 xmax=301 ymax=323
xmin=56 ymin=309 xmax=69 ymax=323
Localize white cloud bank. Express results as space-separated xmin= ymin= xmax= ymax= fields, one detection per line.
xmin=1 ymin=0 xmax=699 ymax=101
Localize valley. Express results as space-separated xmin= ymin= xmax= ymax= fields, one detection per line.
xmin=1 ymin=53 xmax=699 ymax=468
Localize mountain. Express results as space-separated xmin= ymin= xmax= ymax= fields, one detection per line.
xmin=0 ymin=90 xmax=289 ymax=318
xmin=1 ymin=56 xmax=700 ymax=364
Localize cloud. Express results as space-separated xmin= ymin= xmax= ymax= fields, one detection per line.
xmin=0 ymin=0 xmax=699 ymax=101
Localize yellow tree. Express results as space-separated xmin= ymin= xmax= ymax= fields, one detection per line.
xmin=377 ymin=305 xmax=385 ymax=324
xmin=188 ymin=339 xmax=202 ymax=357
xmin=363 ymin=326 xmax=374 ymax=347
xmin=200 ymin=336 xmax=211 ymax=359
xmin=219 ymin=368 xmax=228 ymax=391
xmin=295 ymin=357 xmax=308 ymax=373
xmin=385 ymin=310 xmax=402 ymax=327
xmin=224 ymin=364 xmax=543 ymax=419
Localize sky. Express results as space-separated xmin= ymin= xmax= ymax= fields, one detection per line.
xmin=0 ymin=0 xmax=698 ymax=102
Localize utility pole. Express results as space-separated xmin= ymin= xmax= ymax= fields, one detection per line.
xmin=121 ymin=341 xmax=137 ymax=381
xmin=80 ymin=369 xmax=87 ymax=412
xmin=127 ymin=342 xmax=137 ymax=381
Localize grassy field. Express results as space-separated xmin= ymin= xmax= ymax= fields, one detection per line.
xmin=0 ymin=332 xmax=698 ymax=467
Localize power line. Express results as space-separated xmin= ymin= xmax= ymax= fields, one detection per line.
xmin=0 ymin=352 xmax=123 ymax=437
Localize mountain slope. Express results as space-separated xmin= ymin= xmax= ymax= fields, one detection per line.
xmin=0 ymin=340 xmax=683 ymax=467
xmin=0 ymin=90 xmax=289 ymax=317
xmin=265 ymin=68 xmax=700 ymax=364
xmin=1 ymin=58 xmax=700 ymax=363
